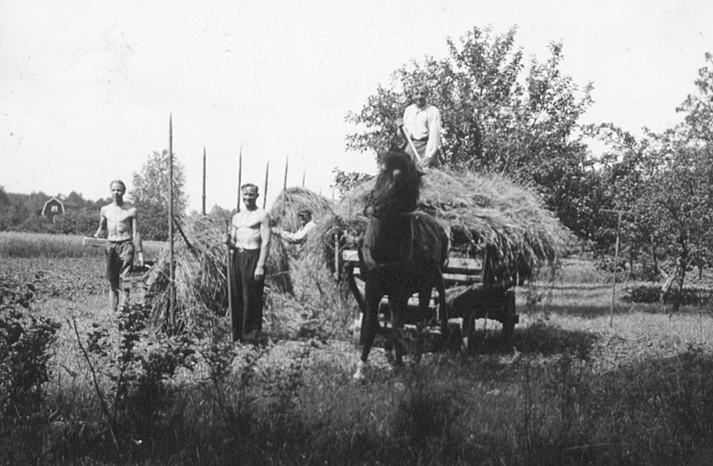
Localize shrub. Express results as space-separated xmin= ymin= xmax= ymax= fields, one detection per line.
xmin=0 ymin=275 xmax=60 ymax=465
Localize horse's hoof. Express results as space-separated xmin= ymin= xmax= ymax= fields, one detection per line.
xmin=352 ymin=361 xmax=367 ymax=380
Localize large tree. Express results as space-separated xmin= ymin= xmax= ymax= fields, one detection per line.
xmin=131 ymin=150 xmax=188 ymax=241
xmin=345 ymin=26 xmax=597 ymax=238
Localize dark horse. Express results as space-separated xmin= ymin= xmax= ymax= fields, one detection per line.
xmin=353 ymin=148 xmax=449 ymax=379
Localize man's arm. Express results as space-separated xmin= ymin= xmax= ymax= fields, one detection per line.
xmin=223 ymin=215 xmax=238 ymax=248
xmin=255 ymin=211 xmax=272 ymax=281
xmin=424 ymin=107 xmax=442 ymax=163
xmin=279 ymin=226 xmax=308 ymax=244
xmin=131 ymin=208 xmax=144 ymax=266
xmin=94 ymin=207 xmax=107 ymax=237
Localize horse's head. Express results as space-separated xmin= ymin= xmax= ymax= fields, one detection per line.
xmin=370 ymin=148 xmax=423 ymax=216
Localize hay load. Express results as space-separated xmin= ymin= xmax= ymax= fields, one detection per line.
xmin=327 ymin=167 xmax=571 ymax=271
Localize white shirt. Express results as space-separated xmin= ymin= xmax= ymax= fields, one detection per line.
xmin=279 ymin=221 xmax=316 ymax=244
xmin=402 ymin=103 xmax=441 ymax=160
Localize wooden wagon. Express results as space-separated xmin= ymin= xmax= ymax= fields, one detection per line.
xmin=341 ymin=243 xmax=519 ymax=353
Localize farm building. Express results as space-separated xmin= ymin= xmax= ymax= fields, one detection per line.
xmin=41 ymin=197 xmax=65 ymax=223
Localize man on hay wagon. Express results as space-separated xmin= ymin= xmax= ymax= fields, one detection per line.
xmin=395 ymin=82 xmax=442 ymax=169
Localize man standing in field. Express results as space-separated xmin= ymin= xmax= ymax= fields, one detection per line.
xmin=223 ymin=183 xmax=271 ymax=343
xmin=396 ymin=82 xmax=442 ymax=169
xmin=94 ymin=180 xmax=144 ymax=312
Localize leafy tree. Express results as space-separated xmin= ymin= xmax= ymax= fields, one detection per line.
xmin=677 ymin=52 xmax=713 ymax=144
xmin=595 ymin=55 xmax=713 ymax=309
xmin=331 ymin=169 xmax=373 ymax=197
xmin=345 ymin=26 xmax=596 ymax=238
xmin=131 ymin=150 xmax=189 ymax=241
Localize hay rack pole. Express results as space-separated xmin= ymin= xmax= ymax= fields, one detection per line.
xmin=601 ymin=209 xmax=634 ymax=327
xmin=168 ymin=114 xmax=176 ymax=331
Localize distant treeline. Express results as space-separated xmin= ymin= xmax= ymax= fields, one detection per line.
xmin=0 ymin=187 xmax=109 ymax=237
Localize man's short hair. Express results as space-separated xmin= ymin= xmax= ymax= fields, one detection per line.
xmin=297 ymin=209 xmax=312 ymax=219
xmin=110 ymin=180 xmax=126 ymax=191
xmin=241 ymin=183 xmax=259 ymax=193
xmin=412 ymin=82 xmax=429 ymax=95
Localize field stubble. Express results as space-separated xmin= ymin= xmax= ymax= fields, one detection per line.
xmin=2 ymin=239 xmax=713 ymax=465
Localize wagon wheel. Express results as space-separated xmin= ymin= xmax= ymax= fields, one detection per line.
xmin=501 ymin=289 xmax=517 ymax=342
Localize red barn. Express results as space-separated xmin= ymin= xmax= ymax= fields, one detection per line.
xmin=42 ymin=197 xmax=65 ymax=223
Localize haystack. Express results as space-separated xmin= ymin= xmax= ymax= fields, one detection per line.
xmin=147 ymin=212 xmax=295 ymax=328
xmin=269 ymin=188 xmax=339 ymax=293
xmin=326 ymin=167 xmax=571 ymax=271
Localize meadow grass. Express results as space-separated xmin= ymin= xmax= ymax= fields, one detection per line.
xmin=3 ymin=255 xmax=713 ymax=465
xmin=0 ymin=231 xmax=165 ymax=259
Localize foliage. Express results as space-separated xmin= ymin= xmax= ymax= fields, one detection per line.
xmin=345 ymin=26 xmax=597 ymax=239
xmin=131 ymin=150 xmax=189 ymax=241
xmin=77 ymin=303 xmax=197 ymax=454
xmin=0 ymin=274 xmax=60 ymax=466
xmin=677 ymin=52 xmax=713 ymax=144
xmin=593 ymin=54 xmax=713 ymax=310
xmin=331 ymin=168 xmax=374 ymax=196
xmin=0 ymin=187 xmax=109 ymax=234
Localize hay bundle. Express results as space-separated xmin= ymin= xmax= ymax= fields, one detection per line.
xmin=326 ymin=168 xmax=571 ymax=270
xmin=270 ymin=187 xmax=334 ymax=233
xmin=148 ymin=214 xmax=229 ymax=328
xmin=269 ymin=187 xmax=340 ymax=289
xmin=148 ymin=213 xmax=296 ymax=328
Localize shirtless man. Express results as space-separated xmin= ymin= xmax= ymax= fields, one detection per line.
xmin=222 ymin=183 xmax=271 ymax=342
xmin=94 ymin=180 xmax=144 ymax=312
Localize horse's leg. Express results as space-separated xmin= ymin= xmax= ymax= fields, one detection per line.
xmin=354 ymin=273 xmax=383 ymax=380
xmin=390 ymin=293 xmax=409 ymax=367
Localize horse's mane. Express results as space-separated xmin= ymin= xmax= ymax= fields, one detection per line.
xmin=370 ymin=149 xmax=422 ymax=216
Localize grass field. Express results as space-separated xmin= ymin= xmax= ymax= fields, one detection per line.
xmin=2 ymin=233 xmax=713 ymax=465
xmin=0 ymin=231 xmax=166 ymax=258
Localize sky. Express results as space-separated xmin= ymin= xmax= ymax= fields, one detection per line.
xmin=1 ymin=0 xmax=711 ymax=213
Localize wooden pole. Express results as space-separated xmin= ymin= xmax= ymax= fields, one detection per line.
xmin=601 ymin=209 xmax=633 ymax=327
xmin=263 ymin=161 xmax=269 ymax=209
xmin=283 ymin=155 xmax=289 ymax=192
xmin=226 ymin=217 xmax=236 ymax=342
xmin=168 ymin=115 xmax=175 ymax=329
xmin=402 ymin=125 xmax=423 ymax=162
xmin=202 ymin=146 xmax=206 ymax=215
xmin=237 ymin=144 xmax=243 ymax=212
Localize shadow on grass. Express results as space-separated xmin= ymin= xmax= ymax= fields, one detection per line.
xmin=540 ymin=302 xmax=713 ymax=319
xmin=463 ymin=320 xmax=598 ymax=360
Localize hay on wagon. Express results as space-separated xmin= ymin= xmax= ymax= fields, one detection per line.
xmin=323 ymin=167 xmax=571 ymax=273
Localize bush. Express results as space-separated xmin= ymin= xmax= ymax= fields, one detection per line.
xmin=622 ymin=284 xmax=713 ymax=305
xmin=0 ymin=276 xmax=60 ymax=466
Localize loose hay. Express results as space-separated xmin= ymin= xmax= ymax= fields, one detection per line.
xmin=147 ymin=172 xmax=570 ymax=335
xmin=331 ymin=167 xmax=571 ymax=270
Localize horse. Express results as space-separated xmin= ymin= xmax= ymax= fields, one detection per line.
xmin=353 ymin=148 xmax=449 ymax=380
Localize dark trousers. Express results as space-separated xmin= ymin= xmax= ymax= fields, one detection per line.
xmin=230 ymin=249 xmax=264 ymax=340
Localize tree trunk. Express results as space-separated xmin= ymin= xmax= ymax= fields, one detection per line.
xmin=661 ymin=237 xmax=689 ymax=313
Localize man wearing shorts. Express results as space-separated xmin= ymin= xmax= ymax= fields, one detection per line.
xmin=94 ymin=180 xmax=144 ymax=312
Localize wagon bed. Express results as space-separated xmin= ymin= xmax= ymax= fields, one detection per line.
xmin=341 ymin=245 xmax=519 ymax=352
